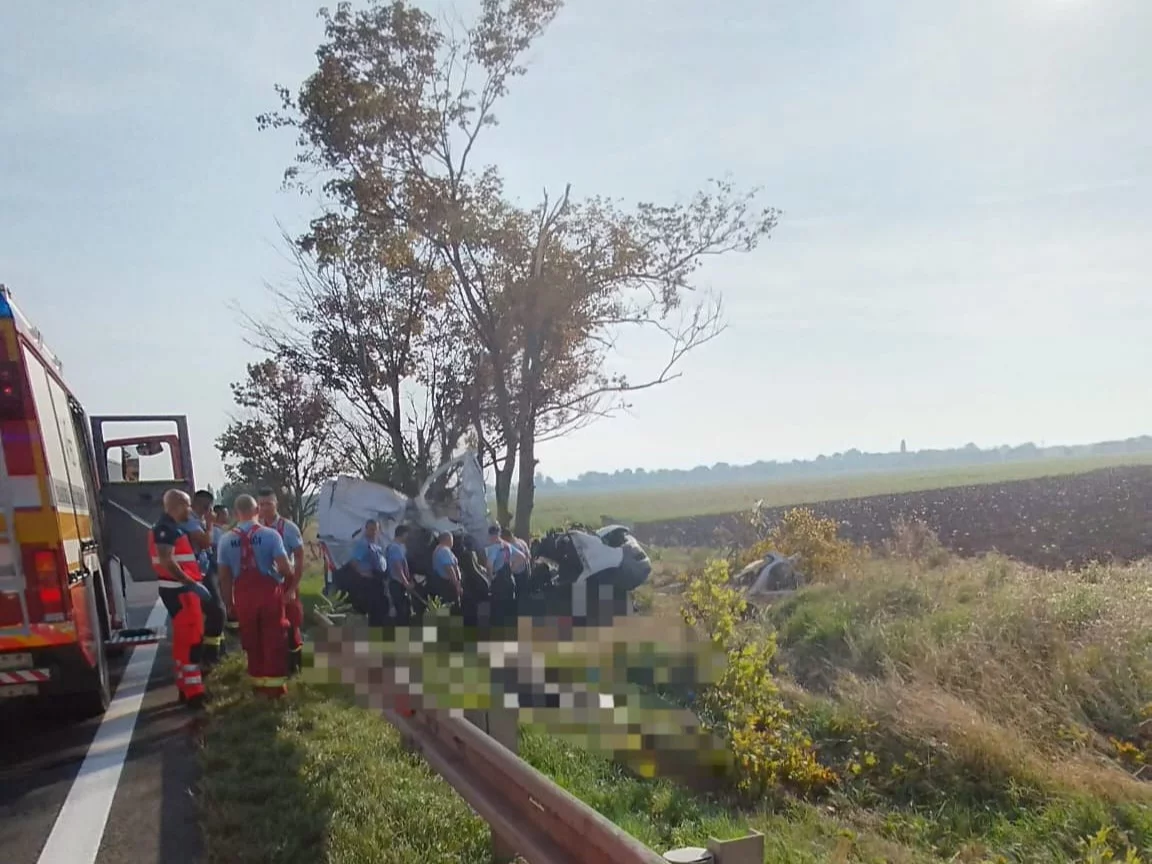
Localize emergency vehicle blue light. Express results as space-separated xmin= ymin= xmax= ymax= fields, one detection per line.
xmin=0 ymin=292 xmax=11 ymax=319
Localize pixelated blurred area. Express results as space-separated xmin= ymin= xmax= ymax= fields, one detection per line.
xmin=307 ymin=609 xmax=733 ymax=785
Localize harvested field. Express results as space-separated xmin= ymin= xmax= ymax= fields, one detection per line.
xmin=631 ymin=465 xmax=1152 ymax=568
xmin=529 ymin=454 xmax=1152 ymax=529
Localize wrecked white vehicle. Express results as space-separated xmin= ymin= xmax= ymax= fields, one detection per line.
xmin=315 ymin=452 xmax=653 ymax=626
xmin=529 ymin=524 xmax=653 ymax=623
xmin=731 ymin=551 xmax=804 ymax=604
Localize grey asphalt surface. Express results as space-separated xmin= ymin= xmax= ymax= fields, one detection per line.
xmin=0 ymin=577 xmax=204 ymax=864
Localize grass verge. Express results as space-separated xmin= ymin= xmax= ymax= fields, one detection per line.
xmin=196 ymin=657 xmax=931 ymax=863
xmin=197 ymin=657 xmax=489 ymax=863
xmin=202 ymin=529 xmax=1152 ymax=863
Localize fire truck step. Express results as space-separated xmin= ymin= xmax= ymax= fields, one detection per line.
xmin=106 ymin=628 xmax=163 ymax=646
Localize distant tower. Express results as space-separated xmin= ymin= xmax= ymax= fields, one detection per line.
xmin=900 ymin=439 xmax=907 ymax=454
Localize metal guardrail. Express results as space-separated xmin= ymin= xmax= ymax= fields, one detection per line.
xmin=310 ymin=612 xmax=768 ymax=864
xmin=312 ymin=610 xmax=666 ymax=864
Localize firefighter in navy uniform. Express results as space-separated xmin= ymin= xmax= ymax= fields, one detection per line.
xmin=217 ymin=494 xmax=295 ymax=698
xmin=256 ymin=489 xmax=305 ymax=676
xmin=149 ymin=489 xmax=215 ymax=707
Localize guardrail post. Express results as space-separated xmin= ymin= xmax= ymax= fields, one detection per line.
xmin=466 ymin=707 xmax=520 ymax=862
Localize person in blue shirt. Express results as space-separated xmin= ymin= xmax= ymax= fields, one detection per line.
xmin=485 ymin=525 xmax=528 ymax=581
xmin=257 ymin=488 xmax=306 ymax=675
xmin=485 ymin=525 xmax=525 ymax=627
xmin=211 ymin=505 xmax=238 ymax=632
xmin=211 ymin=505 xmax=229 ymax=548
xmin=385 ymin=525 xmax=414 ymax=625
xmin=350 ymin=519 xmax=387 ymax=576
xmin=350 ymin=519 xmax=390 ymax=626
xmin=216 ymin=494 xmax=294 ymax=698
xmin=186 ymin=489 xmax=225 ymax=667
xmin=500 ymin=526 xmax=533 ymax=604
xmin=432 ymin=531 xmax=463 ymax=604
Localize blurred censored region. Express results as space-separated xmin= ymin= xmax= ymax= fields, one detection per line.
xmin=307 ymin=611 xmax=733 ymax=783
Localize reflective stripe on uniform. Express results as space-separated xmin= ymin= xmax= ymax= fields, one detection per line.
xmin=202 ymin=635 xmax=222 ymax=646
xmin=150 ymin=554 xmax=200 ymax=565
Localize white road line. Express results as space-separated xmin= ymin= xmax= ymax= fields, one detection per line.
xmin=36 ymin=598 xmax=168 ymax=864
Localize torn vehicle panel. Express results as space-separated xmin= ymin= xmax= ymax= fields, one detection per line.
xmin=316 ymin=450 xmax=490 ymax=571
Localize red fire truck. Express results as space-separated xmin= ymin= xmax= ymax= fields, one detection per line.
xmin=0 ymin=285 xmax=195 ymax=719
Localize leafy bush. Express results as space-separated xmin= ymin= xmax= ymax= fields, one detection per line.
xmin=746 ymin=506 xmax=853 ymax=580
xmin=680 ymin=559 xmax=835 ymax=796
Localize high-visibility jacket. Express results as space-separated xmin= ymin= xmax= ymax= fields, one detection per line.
xmin=149 ymin=515 xmax=203 ymax=589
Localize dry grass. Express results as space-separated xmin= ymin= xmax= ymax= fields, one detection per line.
xmin=771 ymin=553 xmax=1152 ymax=754
xmin=749 ymin=546 xmax=1152 ymax=860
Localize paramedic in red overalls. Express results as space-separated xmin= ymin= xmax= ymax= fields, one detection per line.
xmin=150 ymin=489 xmax=215 ymax=708
xmin=257 ymin=488 xmax=305 ymax=675
xmin=216 ymin=494 xmax=294 ymax=697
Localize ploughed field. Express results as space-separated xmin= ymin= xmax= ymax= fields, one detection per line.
xmin=628 ymin=465 xmax=1152 ymax=568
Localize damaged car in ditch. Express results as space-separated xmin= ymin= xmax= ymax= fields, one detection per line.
xmin=315 ymin=451 xmax=653 ymax=626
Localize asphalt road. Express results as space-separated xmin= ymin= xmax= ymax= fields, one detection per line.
xmin=0 ymin=577 xmax=204 ymax=864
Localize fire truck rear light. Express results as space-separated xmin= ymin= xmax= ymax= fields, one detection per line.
xmin=32 ymin=550 xmax=64 ymax=615
xmin=0 ymin=362 xmax=27 ymax=420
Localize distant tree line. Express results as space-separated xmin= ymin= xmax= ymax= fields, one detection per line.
xmin=531 ymin=436 xmax=1152 ymax=496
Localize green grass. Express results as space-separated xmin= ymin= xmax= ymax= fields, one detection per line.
xmin=528 ymin=453 xmax=1152 ymax=529
xmin=197 ymin=658 xmax=490 ymax=864
xmin=196 ymin=655 xmax=932 ymax=863
xmin=200 ymin=526 xmax=1152 ymax=863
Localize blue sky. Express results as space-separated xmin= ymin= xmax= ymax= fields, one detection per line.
xmin=3 ymin=0 xmax=1150 ymax=488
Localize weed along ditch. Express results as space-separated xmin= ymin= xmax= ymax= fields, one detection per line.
xmin=196 ymin=513 xmax=1152 ymax=864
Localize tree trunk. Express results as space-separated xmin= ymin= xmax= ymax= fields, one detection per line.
xmin=493 ymin=441 xmax=516 ymax=528
xmin=513 ymin=433 xmax=536 ymax=539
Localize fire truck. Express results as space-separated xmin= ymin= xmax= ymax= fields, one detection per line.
xmin=0 ymin=285 xmax=195 ymax=719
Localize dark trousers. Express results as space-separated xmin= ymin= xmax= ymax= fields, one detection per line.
xmin=366 ymin=573 xmax=390 ymax=627
xmin=489 ymin=567 xmax=517 ymax=629
xmin=201 ymin=569 xmax=226 ymax=664
xmin=388 ymin=579 xmax=412 ymax=626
